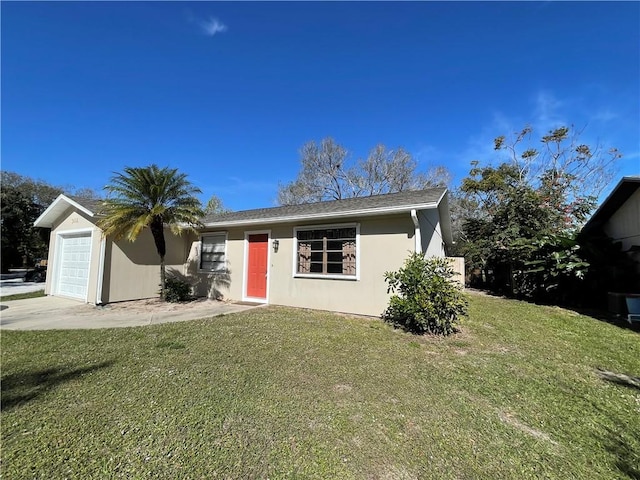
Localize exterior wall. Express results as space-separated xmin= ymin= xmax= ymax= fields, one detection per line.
xmin=604 ymin=189 xmax=640 ymax=251
xmin=47 ymin=205 xmax=452 ymax=313
xmin=187 ymin=212 xmax=438 ymax=316
xmin=272 ymin=214 xmax=416 ymax=316
xmin=447 ymin=256 xmax=465 ymax=287
xmin=603 ymin=188 xmax=640 ymax=284
xmin=45 ymin=208 xmax=102 ymax=302
xmin=100 ymin=229 xmax=190 ymax=303
xmin=186 ymin=231 xmax=236 ymax=300
xmin=418 ymin=208 xmax=445 ymax=256
xmin=45 ymin=206 xmax=191 ymax=304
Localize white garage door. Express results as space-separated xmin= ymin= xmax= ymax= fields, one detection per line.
xmin=56 ymin=233 xmax=92 ymax=300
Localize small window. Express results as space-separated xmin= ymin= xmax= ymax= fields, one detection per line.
xmin=200 ymin=234 xmax=226 ymax=272
xmin=295 ymin=225 xmax=357 ymax=278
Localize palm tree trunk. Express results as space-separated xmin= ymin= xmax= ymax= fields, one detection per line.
xmin=149 ymin=216 xmax=167 ymax=301
xmin=160 ymin=255 xmax=166 ymax=300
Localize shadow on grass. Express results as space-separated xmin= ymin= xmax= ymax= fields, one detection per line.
xmin=1 ymin=360 xmax=115 ymax=411
xmin=471 ymin=289 xmax=640 ymax=334
xmin=569 ymin=307 xmax=640 ymax=334
xmin=468 ymin=288 xmax=640 ymax=333
xmin=603 ymin=424 xmax=640 ymax=480
xmin=590 ymin=371 xmax=640 ymax=479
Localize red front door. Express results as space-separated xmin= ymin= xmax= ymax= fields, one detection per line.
xmin=246 ymin=234 xmax=268 ymax=299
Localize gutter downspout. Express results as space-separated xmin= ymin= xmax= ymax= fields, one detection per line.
xmin=96 ymin=234 xmax=107 ymax=305
xmin=411 ymin=209 xmax=422 ymax=254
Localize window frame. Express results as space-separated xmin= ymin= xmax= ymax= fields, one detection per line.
xmin=292 ymin=223 xmax=360 ymax=280
xmin=199 ymin=232 xmax=228 ymax=273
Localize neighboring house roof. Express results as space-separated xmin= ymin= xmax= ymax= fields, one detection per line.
xmin=204 ymin=187 xmax=447 ymax=227
xmin=581 ymin=176 xmax=640 ymax=235
xmin=33 ymin=194 xmax=102 ymax=228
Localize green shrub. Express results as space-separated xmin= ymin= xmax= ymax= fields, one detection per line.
xmin=164 ymin=277 xmax=192 ymax=303
xmin=382 ymin=253 xmax=468 ymax=335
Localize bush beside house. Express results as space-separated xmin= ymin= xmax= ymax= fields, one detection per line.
xmin=383 ymin=253 xmax=468 ymax=335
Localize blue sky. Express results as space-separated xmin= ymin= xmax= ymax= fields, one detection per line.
xmin=2 ymin=1 xmax=639 ymax=210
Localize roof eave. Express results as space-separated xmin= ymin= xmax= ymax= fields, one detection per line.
xmin=581 ymin=176 xmax=640 ymax=235
xmin=33 ymin=194 xmax=95 ymax=228
xmin=202 ymin=201 xmax=441 ymax=229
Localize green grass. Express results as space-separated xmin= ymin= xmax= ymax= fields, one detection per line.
xmin=2 ymin=295 xmax=639 ymax=479
xmin=0 ymin=289 xmax=45 ymax=302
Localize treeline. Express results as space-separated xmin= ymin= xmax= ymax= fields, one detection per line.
xmin=4 ymin=125 xmax=632 ymax=309
xmin=450 ymin=126 xmax=632 ymax=307
xmin=280 ymin=127 xmax=631 ymax=308
xmin=0 ymin=172 xmax=98 ymax=272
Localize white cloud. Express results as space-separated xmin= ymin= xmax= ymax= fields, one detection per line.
xmin=532 ymin=90 xmax=566 ymax=130
xmin=591 ymin=108 xmax=618 ymax=123
xmin=447 ymin=90 xmax=572 ymax=178
xmin=448 ymin=87 xmax=637 ymax=196
xmin=622 ymin=150 xmax=640 ymax=161
xmin=413 ymin=144 xmax=440 ymax=164
xmin=200 ymin=17 xmax=228 ymax=36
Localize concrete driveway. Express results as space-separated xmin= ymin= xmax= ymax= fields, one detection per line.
xmin=0 ymin=296 xmax=261 ymax=330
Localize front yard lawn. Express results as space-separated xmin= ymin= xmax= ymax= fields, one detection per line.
xmin=0 ymin=289 xmax=45 ymax=302
xmin=2 ymin=294 xmax=639 ymax=479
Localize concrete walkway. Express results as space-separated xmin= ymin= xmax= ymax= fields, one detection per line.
xmin=0 ymin=296 xmax=262 ymax=330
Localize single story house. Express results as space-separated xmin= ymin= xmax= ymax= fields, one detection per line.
xmin=34 ymin=188 xmax=460 ymax=316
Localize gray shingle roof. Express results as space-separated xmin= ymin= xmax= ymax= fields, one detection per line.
xmin=204 ymin=187 xmax=447 ymax=226
xmin=37 ymin=188 xmax=448 ymax=230
xmin=68 ymin=195 xmax=104 ymax=213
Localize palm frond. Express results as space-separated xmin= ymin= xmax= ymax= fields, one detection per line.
xmin=97 ymin=164 xmax=205 ymax=301
xmin=97 ymin=165 xmax=204 ymax=242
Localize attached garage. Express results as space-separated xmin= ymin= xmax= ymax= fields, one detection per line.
xmin=34 ymin=194 xmax=191 ymax=305
xmin=54 ymin=231 xmax=93 ymax=300
xmin=34 ymin=195 xmax=103 ymax=303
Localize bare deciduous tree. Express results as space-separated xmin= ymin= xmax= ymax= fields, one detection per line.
xmin=278 ymin=137 xmax=450 ymax=205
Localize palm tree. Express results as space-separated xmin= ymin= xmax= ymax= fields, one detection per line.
xmin=97 ymin=165 xmax=204 ymax=300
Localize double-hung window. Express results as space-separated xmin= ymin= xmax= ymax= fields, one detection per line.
xmin=200 ymin=233 xmax=227 ymax=272
xmin=294 ymin=224 xmax=358 ymax=279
